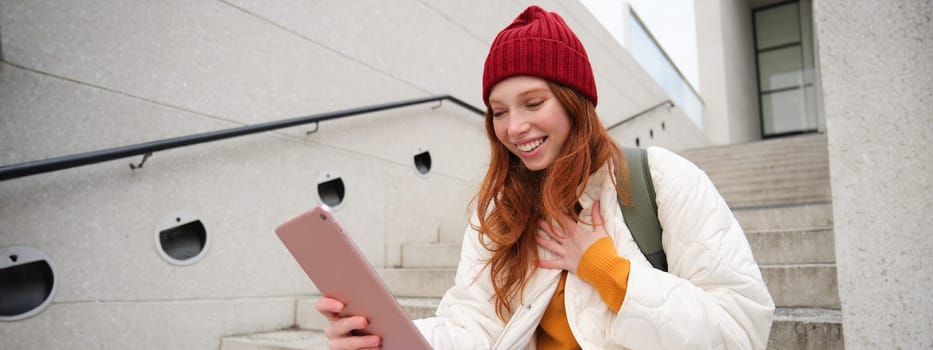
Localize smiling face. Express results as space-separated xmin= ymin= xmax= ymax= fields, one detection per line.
xmin=488 ymin=76 xmax=572 ymax=171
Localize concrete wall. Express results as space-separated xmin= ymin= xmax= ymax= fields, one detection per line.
xmin=608 ymin=102 xmax=709 ymax=150
xmin=0 ymin=0 xmax=709 ymax=348
xmin=814 ymin=0 xmax=933 ymax=349
xmin=696 ymin=0 xmax=762 ymax=144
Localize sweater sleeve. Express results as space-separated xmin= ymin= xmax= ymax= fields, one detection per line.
xmin=576 ymin=237 xmax=631 ymax=312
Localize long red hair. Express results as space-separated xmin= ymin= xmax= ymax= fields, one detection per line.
xmin=472 ymin=81 xmax=632 ymax=320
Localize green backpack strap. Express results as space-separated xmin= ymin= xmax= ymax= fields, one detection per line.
xmin=618 ymin=147 xmax=667 ymax=271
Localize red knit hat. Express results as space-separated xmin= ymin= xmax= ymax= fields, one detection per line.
xmin=483 ymin=5 xmax=597 ymax=106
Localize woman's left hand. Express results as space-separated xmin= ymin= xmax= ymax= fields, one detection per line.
xmin=536 ymin=200 xmax=609 ymax=274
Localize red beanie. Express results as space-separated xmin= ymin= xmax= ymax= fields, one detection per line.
xmin=482 ymin=5 xmax=597 ymax=106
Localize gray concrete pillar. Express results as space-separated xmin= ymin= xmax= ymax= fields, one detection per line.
xmin=814 ymin=0 xmax=933 ymax=348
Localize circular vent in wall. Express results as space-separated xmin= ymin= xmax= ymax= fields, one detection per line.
xmin=316 ymin=170 xmax=346 ymax=209
xmin=413 ymin=147 xmax=432 ymax=176
xmin=0 ymin=246 xmax=58 ymax=321
xmin=155 ymin=211 xmax=209 ymax=266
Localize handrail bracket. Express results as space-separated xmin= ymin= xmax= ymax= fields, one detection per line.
xmin=129 ymin=153 xmax=154 ymax=170
xmin=306 ymin=121 xmax=320 ymax=136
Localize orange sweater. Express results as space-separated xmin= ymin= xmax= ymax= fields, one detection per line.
xmin=536 ymin=237 xmax=631 ymax=349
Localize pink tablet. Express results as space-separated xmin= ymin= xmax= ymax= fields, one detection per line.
xmin=275 ymin=205 xmax=432 ymax=349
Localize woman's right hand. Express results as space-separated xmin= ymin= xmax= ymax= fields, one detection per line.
xmin=315 ymin=297 xmax=382 ymax=350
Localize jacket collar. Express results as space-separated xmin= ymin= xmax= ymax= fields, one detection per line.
xmin=578 ymin=162 xmax=613 ymax=210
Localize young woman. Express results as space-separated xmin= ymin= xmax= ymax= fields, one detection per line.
xmin=317 ymin=5 xmax=774 ymax=349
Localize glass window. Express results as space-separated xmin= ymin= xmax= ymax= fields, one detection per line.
xmin=762 ymin=89 xmax=807 ymax=135
xmin=755 ymin=3 xmax=800 ymax=49
xmin=755 ymin=0 xmax=823 ymax=137
xmin=758 ymin=45 xmax=804 ymax=91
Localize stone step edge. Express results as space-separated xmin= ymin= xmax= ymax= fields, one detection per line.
xmin=296 ymin=296 xmax=441 ymax=331
xmin=680 ymin=134 xmax=827 ymax=153
xmin=717 ymin=183 xmax=832 ymax=197
xmin=688 ymin=151 xmax=828 ymax=160
xmin=689 ymin=155 xmax=830 ymax=167
xmin=220 ymin=328 xmax=328 ymax=350
xmin=745 ymin=226 xmax=835 ymax=234
xmin=403 ymin=241 xmax=461 ymax=246
xmin=687 ymin=148 xmax=828 ymax=158
xmin=707 ymin=170 xmax=830 ymax=184
xmin=773 ymin=307 xmax=842 ymax=323
xmin=759 ymin=262 xmax=836 ymax=268
xmin=730 ymin=200 xmax=832 ymax=212
xmin=725 ymin=198 xmax=833 ymax=210
xmin=299 ymin=296 xmax=441 ymax=311
xmin=684 ymin=149 xmax=829 ymax=162
xmin=705 ymin=169 xmax=830 ymax=183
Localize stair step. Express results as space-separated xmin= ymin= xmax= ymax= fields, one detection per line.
xmin=688 ymin=151 xmax=828 ymax=168
xmin=710 ymin=175 xmax=830 ymax=194
xmin=732 ymin=201 xmax=834 ymax=231
xmin=690 ymin=153 xmax=829 ymax=170
xmin=396 ymin=297 xmax=441 ymax=319
xmin=220 ymin=329 xmax=328 ymax=350
xmin=709 ymin=173 xmax=829 ymax=188
xmin=768 ymin=308 xmax=844 ymax=350
xmin=297 ymin=297 xmax=440 ymax=331
xmin=748 ymin=228 xmax=835 ymax=265
xmin=717 ymin=184 xmax=831 ymax=202
xmin=707 ymin=167 xmax=829 ymax=187
xmin=762 ymin=264 xmax=839 ymax=309
xmin=717 ymin=180 xmax=832 ymax=197
xmin=683 ymin=142 xmax=827 ymax=156
xmin=680 ymin=134 xmax=827 ymax=158
xmin=718 ymin=185 xmax=832 ymax=205
xmin=401 ymin=242 xmax=461 ymax=268
xmin=720 ymin=186 xmax=832 ymax=208
xmin=378 ymin=268 xmax=456 ymax=298
xmin=689 ymin=152 xmax=828 ymax=162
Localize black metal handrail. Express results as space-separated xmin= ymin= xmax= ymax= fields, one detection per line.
xmin=0 ymin=95 xmax=484 ymax=181
xmin=606 ymin=100 xmax=674 ymax=131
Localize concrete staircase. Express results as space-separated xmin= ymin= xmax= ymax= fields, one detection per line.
xmin=681 ymin=133 xmax=843 ymax=350
xmin=222 ymin=133 xmax=843 ymax=349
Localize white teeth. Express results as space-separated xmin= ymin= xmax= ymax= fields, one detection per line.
xmin=516 ymin=138 xmax=544 ymax=152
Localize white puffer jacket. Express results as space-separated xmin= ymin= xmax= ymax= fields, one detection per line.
xmin=414 ymin=147 xmax=775 ymax=349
